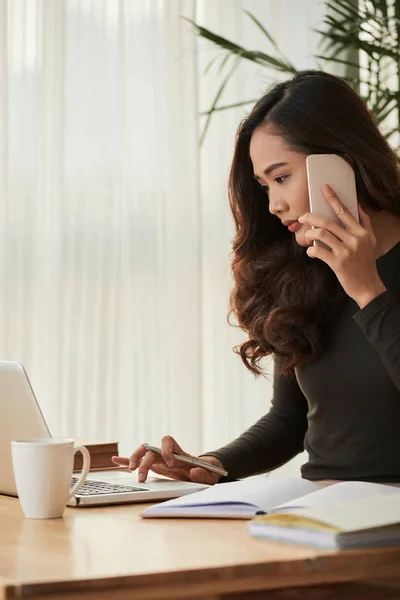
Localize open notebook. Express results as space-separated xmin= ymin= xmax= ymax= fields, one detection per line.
xmin=141 ymin=476 xmax=400 ymax=519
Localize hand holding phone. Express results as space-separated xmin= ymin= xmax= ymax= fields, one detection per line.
xmin=112 ymin=436 xmax=227 ymax=484
xmin=306 ymin=154 xmax=359 ymax=249
xmin=141 ymin=443 xmax=228 ymax=477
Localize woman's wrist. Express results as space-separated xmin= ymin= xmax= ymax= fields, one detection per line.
xmin=355 ymin=282 xmax=387 ymax=309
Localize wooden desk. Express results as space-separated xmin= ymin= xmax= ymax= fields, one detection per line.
xmin=1 ymin=495 xmax=400 ymax=600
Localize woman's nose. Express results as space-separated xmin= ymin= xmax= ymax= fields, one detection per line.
xmin=268 ymin=194 xmax=287 ymax=216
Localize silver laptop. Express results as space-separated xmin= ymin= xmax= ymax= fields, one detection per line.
xmin=0 ymin=361 xmax=209 ymax=507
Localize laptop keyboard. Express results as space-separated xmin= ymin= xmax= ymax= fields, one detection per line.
xmin=71 ymin=476 xmax=148 ymax=496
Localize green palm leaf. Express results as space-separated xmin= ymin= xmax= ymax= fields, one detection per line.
xmin=200 ymin=99 xmax=260 ymax=116
xmin=186 ymin=0 xmax=400 ymax=145
xmin=199 ymin=56 xmax=242 ymax=146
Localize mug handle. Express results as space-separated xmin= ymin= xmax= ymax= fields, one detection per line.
xmin=68 ymin=445 xmax=91 ymax=500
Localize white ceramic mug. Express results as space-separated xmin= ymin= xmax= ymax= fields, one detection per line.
xmin=11 ymin=438 xmax=90 ymax=519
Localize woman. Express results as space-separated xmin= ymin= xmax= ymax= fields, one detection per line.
xmin=113 ymin=70 xmax=400 ymax=485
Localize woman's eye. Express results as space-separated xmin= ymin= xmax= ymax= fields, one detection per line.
xmin=275 ymin=176 xmax=287 ymax=184
xmin=260 ymin=185 xmax=269 ymax=193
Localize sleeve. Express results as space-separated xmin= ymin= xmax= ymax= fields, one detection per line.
xmin=353 ymin=290 xmax=400 ymax=391
xmin=201 ymin=358 xmax=309 ymax=480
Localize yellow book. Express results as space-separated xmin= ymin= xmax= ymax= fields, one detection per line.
xmin=248 ymin=493 xmax=400 ymax=550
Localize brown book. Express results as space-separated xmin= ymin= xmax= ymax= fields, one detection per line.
xmin=72 ymin=438 xmax=119 ymax=471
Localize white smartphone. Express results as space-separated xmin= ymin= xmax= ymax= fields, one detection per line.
xmin=306 ymin=154 xmax=359 ymax=248
xmin=141 ymin=443 xmax=228 ymax=477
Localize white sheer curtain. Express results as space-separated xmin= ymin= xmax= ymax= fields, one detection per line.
xmin=1 ymin=0 xmax=323 ymax=471
xmin=197 ymin=1 xmax=324 ymax=467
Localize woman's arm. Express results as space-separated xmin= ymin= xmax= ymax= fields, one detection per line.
xmin=353 ymin=290 xmax=400 ymax=391
xmin=202 ymin=358 xmax=308 ymax=480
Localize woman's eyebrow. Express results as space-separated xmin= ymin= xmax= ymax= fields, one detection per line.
xmin=254 ymin=162 xmax=289 ymax=180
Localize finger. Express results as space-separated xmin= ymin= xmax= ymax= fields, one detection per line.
xmin=150 ymin=462 xmax=192 ymax=482
xmin=305 ymin=228 xmax=342 ymax=252
xmin=137 ymin=451 xmax=158 ymax=483
xmin=189 ymin=467 xmax=219 ymax=485
xmin=322 ymin=184 xmax=362 ymax=231
xmin=129 ymin=445 xmax=148 ymax=471
xmin=306 ymin=243 xmax=335 ymax=268
xmin=112 ymin=456 xmax=129 ymax=466
xmin=358 ymin=204 xmax=374 ymax=236
xmin=161 ymin=435 xmax=187 ymax=468
xmin=299 ymin=212 xmax=352 ymax=243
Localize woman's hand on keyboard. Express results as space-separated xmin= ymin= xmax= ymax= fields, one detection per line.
xmin=112 ymin=435 xmax=224 ymax=485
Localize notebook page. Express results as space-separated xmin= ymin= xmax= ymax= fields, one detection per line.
xmin=142 ymin=476 xmax=319 ymax=517
xmin=271 ymin=481 xmax=400 ymax=513
xmin=276 ymin=492 xmax=400 ymax=532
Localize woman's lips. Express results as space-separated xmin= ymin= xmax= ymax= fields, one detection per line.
xmin=285 ymin=220 xmax=301 ymax=233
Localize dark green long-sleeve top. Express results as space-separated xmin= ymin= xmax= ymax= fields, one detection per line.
xmin=205 ymin=241 xmax=400 ymax=483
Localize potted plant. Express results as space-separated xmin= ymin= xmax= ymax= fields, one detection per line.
xmin=186 ymin=0 xmax=400 ymax=147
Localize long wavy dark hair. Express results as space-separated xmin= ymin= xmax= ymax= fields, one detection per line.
xmin=229 ymin=70 xmax=400 ymax=376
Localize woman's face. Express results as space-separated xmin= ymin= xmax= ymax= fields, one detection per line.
xmin=249 ymin=125 xmax=310 ymax=247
